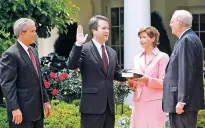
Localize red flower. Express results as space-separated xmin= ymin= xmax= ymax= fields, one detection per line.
xmin=43 ymin=80 xmax=50 ymax=88
xmin=74 ymin=68 xmax=78 ymax=72
xmin=58 ymin=75 xmax=64 ymax=81
xmin=62 ymin=72 xmax=69 ymax=79
xmin=49 ymin=72 xmax=57 ymax=78
xmin=119 ymin=82 xmax=125 ymax=85
xmin=51 ymin=89 xmax=59 ymax=96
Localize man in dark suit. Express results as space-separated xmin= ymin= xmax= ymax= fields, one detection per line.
xmin=0 ymin=56 xmax=5 ymax=108
xmin=162 ymin=10 xmax=205 ymax=128
xmin=0 ymin=87 xmax=4 ymax=107
xmin=0 ymin=18 xmax=51 ymax=128
xmin=67 ymin=15 xmax=126 ymax=128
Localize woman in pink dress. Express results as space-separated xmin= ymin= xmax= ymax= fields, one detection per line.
xmin=128 ymin=26 xmax=169 ymax=128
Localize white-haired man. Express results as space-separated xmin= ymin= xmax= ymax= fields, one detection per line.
xmin=0 ymin=18 xmax=51 ymax=128
xmin=162 ymin=10 xmax=205 ymax=128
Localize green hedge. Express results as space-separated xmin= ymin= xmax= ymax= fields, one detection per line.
xmin=197 ymin=110 xmax=205 ymax=128
xmin=0 ymin=107 xmax=9 ymax=128
xmin=44 ymin=100 xmax=80 ymax=128
xmin=0 ymin=100 xmax=205 ymax=128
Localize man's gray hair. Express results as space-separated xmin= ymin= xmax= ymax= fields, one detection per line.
xmin=173 ymin=10 xmax=193 ymax=27
xmin=13 ymin=18 xmax=35 ymax=37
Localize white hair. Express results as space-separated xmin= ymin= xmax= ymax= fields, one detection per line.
xmin=172 ymin=10 xmax=193 ymax=27
xmin=13 ymin=18 xmax=35 ymax=37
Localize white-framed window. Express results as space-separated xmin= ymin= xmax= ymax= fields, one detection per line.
xmin=192 ymin=13 xmax=205 ymax=76
xmin=192 ymin=14 xmax=205 ymax=59
xmin=110 ymin=7 xmax=124 ymax=68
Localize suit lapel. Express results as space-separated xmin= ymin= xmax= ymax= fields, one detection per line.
xmin=139 ymin=55 xmax=145 ymax=69
xmin=16 ymin=42 xmax=39 ymax=79
xmin=29 ymin=46 xmax=41 ymax=77
xmin=106 ymin=46 xmax=113 ymax=76
xmin=90 ymin=42 xmax=107 ymax=75
xmin=165 ymin=39 xmax=180 ymax=72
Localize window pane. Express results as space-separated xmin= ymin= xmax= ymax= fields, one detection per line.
xmin=112 ymin=46 xmax=120 ymax=61
xmin=120 ymin=27 xmax=124 ymax=45
xmin=200 ymin=32 xmax=205 ymax=48
xmin=111 ymin=27 xmax=120 ymax=45
xmin=204 ymin=50 xmax=205 ymax=60
xmin=111 ymin=8 xmax=119 ymax=26
xmin=120 ymin=7 xmax=124 ymax=25
xmin=121 ymin=46 xmax=124 ymax=67
xmin=195 ymin=32 xmax=199 ymax=37
xmin=192 ymin=14 xmax=199 ymax=31
xmin=200 ymin=14 xmax=205 ymax=31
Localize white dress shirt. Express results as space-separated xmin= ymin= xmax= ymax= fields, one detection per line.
xmin=17 ymin=40 xmax=31 ymax=58
xmin=92 ymin=39 xmax=109 ymax=64
xmin=75 ymin=39 xmax=109 ymax=64
xmin=179 ymin=28 xmax=191 ymax=39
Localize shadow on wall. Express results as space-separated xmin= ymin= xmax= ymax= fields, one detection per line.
xmin=151 ymin=11 xmax=172 ymax=56
xmin=54 ymin=23 xmax=77 ymax=58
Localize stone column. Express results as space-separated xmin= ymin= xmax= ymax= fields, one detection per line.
xmin=124 ymin=0 xmax=151 ymax=105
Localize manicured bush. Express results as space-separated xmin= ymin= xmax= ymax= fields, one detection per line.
xmin=197 ymin=110 xmax=205 ymax=128
xmin=115 ymin=104 xmax=131 ymax=128
xmin=0 ymin=107 xmax=9 ymax=128
xmin=44 ymin=100 xmax=80 ymax=128
xmin=72 ymin=99 xmax=80 ymax=107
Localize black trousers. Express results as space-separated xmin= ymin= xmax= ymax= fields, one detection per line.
xmin=169 ymin=111 xmax=198 ymax=128
xmin=9 ymin=118 xmax=44 ymax=128
xmin=81 ymin=102 xmax=114 ymax=128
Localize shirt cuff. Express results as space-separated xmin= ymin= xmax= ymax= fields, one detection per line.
xmin=178 ymin=102 xmax=186 ymax=105
xmin=75 ymin=42 xmax=83 ymax=46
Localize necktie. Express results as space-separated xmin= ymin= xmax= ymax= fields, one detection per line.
xmin=28 ymin=47 xmax=38 ymax=74
xmin=101 ymin=45 xmax=108 ymax=72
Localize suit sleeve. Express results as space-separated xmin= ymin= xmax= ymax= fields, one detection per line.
xmin=178 ymin=37 xmax=196 ymax=103
xmin=147 ymin=54 xmax=169 ymax=89
xmin=67 ymin=44 xmax=84 ymax=69
xmin=114 ymin=51 xmax=127 ymax=82
xmin=0 ymin=52 xmax=19 ymax=110
xmin=42 ymin=80 xmax=49 ymax=103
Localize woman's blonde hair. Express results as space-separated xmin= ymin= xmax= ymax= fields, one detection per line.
xmin=138 ymin=26 xmax=160 ymax=47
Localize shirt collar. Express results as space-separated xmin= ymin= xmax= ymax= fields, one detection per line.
xmin=140 ymin=47 xmax=160 ymax=57
xmin=17 ymin=39 xmax=29 ymax=52
xmin=179 ymin=28 xmax=191 ymax=39
xmin=92 ymin=39 xmax=105 ymax=50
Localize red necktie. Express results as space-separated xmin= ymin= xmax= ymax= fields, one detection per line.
xmin=101 ymin=45 xmax=108 ymax=72
xmin=28 ymin=47 xmax=38 ymax=74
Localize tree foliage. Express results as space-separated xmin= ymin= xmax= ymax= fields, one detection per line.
xmin=0 ymin=0 xmax=79 ymax=55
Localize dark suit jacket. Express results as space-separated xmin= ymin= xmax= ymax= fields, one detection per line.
xmin=67 ymin=41 xmax=126 ymax=114
xmin=162 ymin=29 xmax=205 ymax=113
xmin=0 ymin=41 xmax=49 ymax=121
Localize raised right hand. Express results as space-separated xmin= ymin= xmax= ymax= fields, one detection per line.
xmin=76 ymin=25 xmax=88 ymax=45
xmin=12 ymin=109 xmax=23 ymax=124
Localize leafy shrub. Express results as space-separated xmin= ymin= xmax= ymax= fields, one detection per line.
xmin=197 ymin=109 xmax=205 ymax=128
xmin=44 ymin=100 xmax=80 ymax=128
xmin=114 ymin=81 xmax=131 ymax=105
xmin=0 ymin=107 xmax=8 ymax=128
xmin=0 ymin=30 xmax=15 ymax=56
xmin=41 ymin=53 xmax=81 ymax=103
xmin=72 ymin=99 xmax=80 ymax=107
xmin=115 ymin=104 xmax=132 ymax=128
